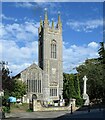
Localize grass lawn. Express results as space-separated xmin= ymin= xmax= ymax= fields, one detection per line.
xmin=10 ymin=103 xmax=29 ymax=112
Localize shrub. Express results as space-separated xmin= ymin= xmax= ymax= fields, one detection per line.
xmin=76 ymin=98 xmax=84 ymax=106
xmin=26 ymin=109 xmax=33 ymax=112
xmin=2 ymin=106 xmax=10 ymax=113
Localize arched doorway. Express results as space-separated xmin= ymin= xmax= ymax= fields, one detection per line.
xmin=32 ymin=94 xmax=37 ymax=100
xmin=32 ymin=94 xmax=37 ymax=111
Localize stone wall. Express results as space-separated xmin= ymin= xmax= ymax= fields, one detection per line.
xmin=32 ymin=99 xmax=76 ymax=112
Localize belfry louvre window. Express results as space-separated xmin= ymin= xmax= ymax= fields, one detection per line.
xmin=51 ymin=40 xmax=57 ymax=59
xmin=27 ymin=80 xmax=41 ymax=93
xmin=50 ymin=88 xmax=57 ymax=96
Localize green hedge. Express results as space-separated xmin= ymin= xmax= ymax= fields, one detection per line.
xmin=75 ymin=98 xmax=84 ymax=106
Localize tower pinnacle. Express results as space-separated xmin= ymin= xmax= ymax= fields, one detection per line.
xmin=40 ymin=16 xmax=43 ymax=27
xmin=57 ymin=11 xmax=62 ymax=29
xmin=44 ymin=8 xmax=48 ymax=26
xmin=58 ymin=11 xmax=61 ymax=23
xmin=52 ymin=18 xmax=54 ymax=28
xmin=44 ymin=8 xmax=48 ymax=21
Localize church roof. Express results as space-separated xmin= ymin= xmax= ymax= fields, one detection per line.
xmin=13 ymin=63 xmax=43 ymax=78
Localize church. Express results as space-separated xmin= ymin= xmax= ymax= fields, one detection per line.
xmin=14 ymin=10 xmax=63 ymax=104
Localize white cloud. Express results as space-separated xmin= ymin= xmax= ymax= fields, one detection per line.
xmin=1 ymin=40 xmax=38 ymax=75
xmin=14 ymin=2 xmax=61 ymax=15
xmin=15 ymin=2 xmax=58 ymax=9
xmin=1 ymin=20 xmax=39 ymax=75
xmin=63 ymin=41 xmax=99 ymax=73
xmin=1 ymin=21 xmax=39 ymax=42
xmin=67 ymin=19 xmax=103 ymax=32
xmin=15 ymin=2 xmax=35 ymax=8
xmin=1 ymin=14 xmax=18 ymax=21
xmin=1 ymin=39 xmax=99 ymax=75
xmin=2 ymin=40 xmax=38 ymax=62
xmin=9 ymin=63 xmax=32 ymax=76
xmin=88 ymin=42 xmax=99 ymax=48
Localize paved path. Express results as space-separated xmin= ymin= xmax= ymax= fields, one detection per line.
xmin=2 ymin=111 xmax=70 ymax=119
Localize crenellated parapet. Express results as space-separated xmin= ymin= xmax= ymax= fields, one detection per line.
xmin=38 ymin=8 xmax=62 ymax=34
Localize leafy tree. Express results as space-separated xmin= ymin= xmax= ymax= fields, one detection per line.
xmin=98 ymin=42 xmax=105 ymax=64
xmin=63 ymin=73 xmax=75 ymax=99
xmin=63 ymin=42 xmax=105 ymax=104
xmin=74 ymin=74 xmax=81 ymax=98
xmin=69 ymin=74 xmax=77 ymax=98
xmin=11 ymin=79 xmax=27 ymax=99
xmin=1 ymin=61 xmax=12 ymax=98
xmin=1 ymin=61 xmax=27 ymax=103
xmin=63 ymin=73 xmax=82 ymax=106
xmin=63 ymin=73 xmax=69 ymax=99
xmin=98 ymin=42 xmax=105 ymax=102
xmin=76 ymin=41 xmax=105 ymax=103
xmin=73 ymin=74 xmax=83 ymax=106
xmin=76 ymin=58 xmax=105 ymax=101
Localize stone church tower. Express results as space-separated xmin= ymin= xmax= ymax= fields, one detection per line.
xmin=14 ymin=10 xmax=63 ymax=104
xmin=38 ymin=9 xmax=63 ymax=101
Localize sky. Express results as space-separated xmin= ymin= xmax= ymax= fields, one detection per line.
xmin=1 ymin=2 xmax=103 ymax=76
xmin=2 ymin=0 xmax=105 ymax=2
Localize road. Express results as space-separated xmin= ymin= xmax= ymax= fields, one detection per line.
xmin=0 ymin=109 xmax=105 ymax=120
xmin=54 ymin=109 xmax=105 ymax=120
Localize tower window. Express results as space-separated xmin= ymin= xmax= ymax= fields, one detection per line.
xmin=51 ymin=40 xmax=57 ymax=59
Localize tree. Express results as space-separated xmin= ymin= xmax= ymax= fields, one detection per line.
xmin=76 ymin=58 xmax=105 ymax=101
xmin=1 ymin=61 xmax=27 ymax=102
xmin=98 ymin=42 xmax=105 ymax=102
xmin=69 ymin=74 xmax=77 ymax=98
xmin=74 ymin=74 xmax=81 ymax=98
xmin=98 ymin=42 xmax=105 ymax=64
xmin=63 ymin=73 xmax=69 ymax=99
xmin=63 ymin=73 xmax=76 ymax=99
xmin=1 ymin=61 xmax=12 ymax=99
xmin=11 ymin=79 xmax=27 ymax=99
xmin=63 ymin=73 xmax=79 ymax=99
xmin=63 ymin=73 xmax=83 ymax=106
xmin=76 ymin=42 xmax=105 ymax=103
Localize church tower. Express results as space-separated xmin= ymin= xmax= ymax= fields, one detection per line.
xmin=38 ymin=9 xmax=63 ymax=102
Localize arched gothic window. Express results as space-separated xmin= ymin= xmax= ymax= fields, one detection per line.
xmin=51 ymin=40 xmax=57 ymax=59
xmin=26 ymin=70 xmax=42 ymax=93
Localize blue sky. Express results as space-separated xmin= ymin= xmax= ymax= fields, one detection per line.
xmin=1 ymin=2 xmax=103 ymax=75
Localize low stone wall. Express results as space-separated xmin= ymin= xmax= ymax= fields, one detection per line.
xmin=33 ymin=99 xmax=76 ymax=112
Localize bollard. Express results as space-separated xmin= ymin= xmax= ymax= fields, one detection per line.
xmin=88 ymin=104 xmax=90 ymax=112
xmin=99 ymin=103 xmax=101 ymax=111
xmin=71 ymin=104 xmax=73 ymax=114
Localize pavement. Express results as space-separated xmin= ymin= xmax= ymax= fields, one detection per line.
xmin=0 ymin=108 xmax=105 ymax=120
